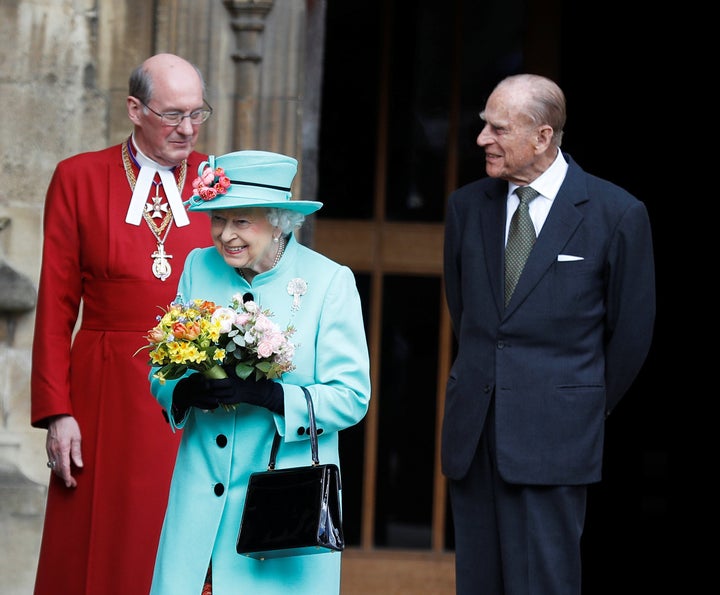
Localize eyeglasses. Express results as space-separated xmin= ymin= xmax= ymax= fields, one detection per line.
xmin=139 ymin=99 xmax=213 ymax=126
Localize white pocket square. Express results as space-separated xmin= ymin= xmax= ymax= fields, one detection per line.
xmin=557 ymin=254 xmax=584 ymax=262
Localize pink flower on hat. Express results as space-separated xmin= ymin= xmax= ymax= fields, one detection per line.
xmin=192 ymin=166 xmax=231 ymax=201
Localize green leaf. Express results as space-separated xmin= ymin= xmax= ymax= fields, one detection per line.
xmin=255 ymin=361 xmax=272 ymax=373
xmin=234 ymin=361 xmax=254 ymax=380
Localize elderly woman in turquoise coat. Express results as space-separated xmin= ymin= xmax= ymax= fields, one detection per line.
xmin=148 ymin=150 xmax=371 ymax=595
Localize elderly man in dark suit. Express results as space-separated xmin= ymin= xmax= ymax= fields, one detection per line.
xmin=442 ymin=73 xmax=655 ymax=595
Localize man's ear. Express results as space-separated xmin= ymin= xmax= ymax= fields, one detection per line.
xmin=127 ymin=96 xmax=142 ymax=125
xmin=535 ymin=124 xmax=554 ymax=151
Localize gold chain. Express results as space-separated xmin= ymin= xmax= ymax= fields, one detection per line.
xmin=121 ymin=139 xmax=187 ymax=242
xmin=121 ymin=139 xmax=187 ymax=193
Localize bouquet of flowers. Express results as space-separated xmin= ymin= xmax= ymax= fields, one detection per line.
xmin=137 ymin=294 xmax=296 ymax=390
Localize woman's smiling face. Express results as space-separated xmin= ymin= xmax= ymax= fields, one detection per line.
xmin=210 ymin=208 xmax=278 ymax=273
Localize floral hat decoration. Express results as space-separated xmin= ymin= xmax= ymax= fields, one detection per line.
xmin=185 ymin=150 xmax=323 ymax=215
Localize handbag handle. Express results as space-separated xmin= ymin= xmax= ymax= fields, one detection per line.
xmin=267 ymin=386 xmax=319 ymax=470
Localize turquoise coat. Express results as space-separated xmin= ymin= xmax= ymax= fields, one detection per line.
xmin=149 ymin=234 xmax=371 ymax=595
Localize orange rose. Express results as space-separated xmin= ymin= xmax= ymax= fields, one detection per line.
xmin=172 ymin=322 xmax=188 ymax=339
xmin=184 ymin=321 xmax=202 ymax=340
xmin=146 ymin=327 xmax=165 ymax=344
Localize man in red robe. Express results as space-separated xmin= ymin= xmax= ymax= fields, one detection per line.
xmin=31 ymin=53 xmax=212 ymax=595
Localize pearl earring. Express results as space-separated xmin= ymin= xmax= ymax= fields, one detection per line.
xmin=273 ymin=236 xmax=279 ymax=243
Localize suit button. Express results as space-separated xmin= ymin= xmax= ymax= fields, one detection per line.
xmin=483 ymin=385 xmax=491 ymax=393
xmin=216 ymin=434 xmax=228 ymax=448
xmin=497 ymin=341 xmax=506 ymax=349
xmin=214 ymin=483 xmax=225 ymax=496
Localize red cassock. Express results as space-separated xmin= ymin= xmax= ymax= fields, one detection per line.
xmin=31 ymin=142 xmax=211 ymax=595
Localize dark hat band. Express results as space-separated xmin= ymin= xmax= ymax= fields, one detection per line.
xmin=230 ymin=179 xmax=291 ymax=192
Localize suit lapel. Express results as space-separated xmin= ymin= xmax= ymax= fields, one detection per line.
xmin=503 ymin=157 xmax=588 ymax=315
xmin=479 ymin=179 xmax=509 ymax=315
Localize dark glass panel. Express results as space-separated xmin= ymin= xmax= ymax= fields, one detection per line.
xmin=384 ymin=0 xmax=454 ymax=222
xmin=317 ymin=1 xmax=382 ymax=219
xmin=373 ymin=275 xmax=440 ymax=548
xmin=455 ymin=0 xmax=527 ymax=189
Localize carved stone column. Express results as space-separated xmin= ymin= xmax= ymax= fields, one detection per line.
xmin=222 ymin=0 xmax=275 ymax=150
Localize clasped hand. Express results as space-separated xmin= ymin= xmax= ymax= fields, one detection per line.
xmin=172 ymin=368 xmax=284 ymax=415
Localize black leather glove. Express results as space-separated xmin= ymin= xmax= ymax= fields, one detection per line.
xmin=234 ymin=376 xmax=285 ymax=414
xmin=171 ymin=373 xmax=236 ymax=421
xmin=172 ymin=371 xmax=284 ymax=422
xmin=224 ymin=365 xmax=285 ymax=415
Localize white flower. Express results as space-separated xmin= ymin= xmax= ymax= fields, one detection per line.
xmin=211 ymin=307 xmax=238 ymax=334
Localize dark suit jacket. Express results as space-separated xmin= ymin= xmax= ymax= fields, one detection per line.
xmin=442 ymin=154 xmax=655 ymax=484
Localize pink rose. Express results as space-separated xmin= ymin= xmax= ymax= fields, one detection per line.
xmin=256 ymin=340 xmax=274 ymax=359
xmin=201 ymin=167 xmax=216 ymax=185
xmin=200 ymin=187 xmax=218 ymax=201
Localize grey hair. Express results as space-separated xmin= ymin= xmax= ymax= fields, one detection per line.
xmin=498 ymin=74 xmax=566 ymax=147
xmin=266 ymin=208 xmax=306 ymax=235
xmin=128 ymin=61 xmax=206 ymax=104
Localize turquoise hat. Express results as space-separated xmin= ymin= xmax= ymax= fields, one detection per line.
xmin=186 ymin=150 xmax=323 ymax=215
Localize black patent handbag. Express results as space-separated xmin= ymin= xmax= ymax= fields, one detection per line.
xmin=236 ymin=386 xmax=345 ymax=560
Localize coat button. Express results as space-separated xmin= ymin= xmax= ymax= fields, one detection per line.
xmin=297 ymin=426 xmax=305 ymax=436
xmin=214 ymin=483 xmax=225 ymax=496
xmin=216 ymin=434 xmax=228 ymax=448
